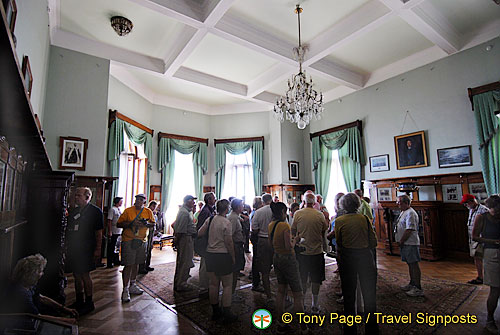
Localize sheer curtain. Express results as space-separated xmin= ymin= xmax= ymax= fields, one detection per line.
xmin=324 ymin=150 xmax=348 ymax=216
xmin=221 ymin=150 xmax=255 ymax=204
xmin=164 ymin=151 xmax=196 ymax=233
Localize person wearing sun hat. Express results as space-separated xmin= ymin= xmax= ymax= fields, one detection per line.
xmin=173 ymin=195 xmax=198 ymax=291
xmin=461 ymin=193 xmax=489 ymax=284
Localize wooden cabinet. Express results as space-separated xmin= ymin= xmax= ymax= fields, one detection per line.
xmin=263 ymin=184 xmax=315 ymax=204
xmin=377 ymin=201 xmax=442 ymax=260
xmin=370 ymin=172 xmax=484 ymax=261
xmin=0 ymin=2 xmax=73 ymax=303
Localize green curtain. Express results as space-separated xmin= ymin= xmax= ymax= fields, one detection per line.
xmin=215 ymin=141 xmax=263 ymax=199
xmin=311 ymin=126 xmax=365 ymax=202
xmin=472 ymin=90 xmax=500 ymax=195
xmin=108 ymin=119 xmax=153 ymax=203
xmin=158 ymin=138 xmax=207 ymax=213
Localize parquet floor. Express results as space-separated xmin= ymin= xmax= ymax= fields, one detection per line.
xmin=66 ymin=247 xmax=498 ymax=334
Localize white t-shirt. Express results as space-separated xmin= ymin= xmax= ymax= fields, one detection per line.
xmin=107 ymin=206 xmax=122 ymax=235
xmin=395 ymin=207 xmax=420 ymax=245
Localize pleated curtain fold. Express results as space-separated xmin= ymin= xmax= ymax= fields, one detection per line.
xmin=311 ymin=126 xmax=365 ymax=203
xmin=108 ymin=119 xmax=153 ymax=203
xmin=472 ymin=90 xmax=500 ymax=195
xmin=215 ymin=141 xmax=263 ymax=199
xmin=158 ymin=137 xmax=207 ymax=213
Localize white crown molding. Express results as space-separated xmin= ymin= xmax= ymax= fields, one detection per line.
xmin=307 ymin=59 xmax=365 ymax=89
xmin=47 ymin=0 xmax=60 ymax=42
xmin=51 ymin=29 xmax=166 ymax=73
xmin=365 ymin=45 xmax=447 ymax=87
xmin=152 ymin=94 xmax=211 ymax=114
xmin=209 ymin=102 xmax=271 ymax=115
xmin=254 ymin=91 xmax=280 ymax=104
xmin=110 ymin=63 xmax=156 ymax=103
xmin=322 ymin=86 xmax=357 ymax=103
xmin=462 ymin=19 xmax=500 ymax=50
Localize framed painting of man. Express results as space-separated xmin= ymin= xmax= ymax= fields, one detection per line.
xmin=394 ymin=131 xmax=429 ymax=170
xmin=59 ymin=136 xmax=88 ymax=170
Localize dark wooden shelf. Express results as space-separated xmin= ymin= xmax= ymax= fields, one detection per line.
xmin=0 ymin=3 xmax=51 ymax=170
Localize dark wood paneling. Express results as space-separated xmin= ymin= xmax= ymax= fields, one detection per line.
xmin=108 ymin=109 xmax=154 ymax=136
xmin=310 ymin=120 xmax=362 ymax=140
xmin=158 ymin=132 xmax=208 ymax=144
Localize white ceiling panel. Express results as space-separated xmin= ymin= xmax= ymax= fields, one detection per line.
xmin=426 ymin=0 xmax=500 ymax=36
xmin=326 ymin=17 xmax=435 ymax=73
xmin=228 ymin=0 xmax=371 ymax=43
xmin=123 ymin=67 xmax=246 ymax=106
xmin=182 ymin=33 xmax=278 ymax=84
xmin=59 ymin=0 xmax=186 ymax=59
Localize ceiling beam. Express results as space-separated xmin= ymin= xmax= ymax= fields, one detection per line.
xmin=51 ymin=29 xmax=166 ymax=73
xmin=303 ymin=0 xmax=395 ymax=66
xmin=379 ymin=0 xmax=461 ymax=54
xmin=174 ymin=67 xmax=247 ymax=96
xmin=209 ymin=102 xmax=270 ymax=115
xmin=307 ymin=59 xmax=365 ymax=90
xmin=246 ymin=63 xmax=295 ymax=98
xmin=127 ymin=0 xmax=204 ymax=28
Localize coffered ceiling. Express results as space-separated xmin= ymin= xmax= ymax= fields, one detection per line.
xmin=48 ymin=0 xmax=500 ymax=115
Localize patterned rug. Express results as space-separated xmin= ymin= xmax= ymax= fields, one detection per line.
xmin=173 ymin=267 xmax=476 ymax=335
xmin=137 ymin=254 xmax=255 ymax=306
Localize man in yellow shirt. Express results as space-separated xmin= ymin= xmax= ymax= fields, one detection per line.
xmin=117 ymin=194 xmax=155 ymax=302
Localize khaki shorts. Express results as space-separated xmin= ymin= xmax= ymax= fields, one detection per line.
xmin=121 ymin=239 xmax=147 ymax=266
xmin=469 ymin=241 xmax=480 ymax=258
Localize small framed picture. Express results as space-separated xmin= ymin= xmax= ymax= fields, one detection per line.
xmin=21 ymin=55 xmax=33 ymax=98
xmin=288 ymin=161 xmax=299 ymax=180
xmin=442 ymin=184 xmax=462 ymax=203
xmin=59 ymin=136 xmax=88 ymax=170
xmin=377 ymin=187 xmax=393 ymax=201
xmin=5 ymin=0 xmax=17 ymax=35
xmin=369 ymin=154 xmax=389 ymax=172
xmin=394 ymin=131 xmax=429 ymax=169
xmin=469 ymin=183 xmax=487 ymax=203
xmin=437 ymin=145 xmax=472 ymax=168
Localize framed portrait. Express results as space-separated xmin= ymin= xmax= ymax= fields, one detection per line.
xmin=59 ymin=136 xmax=88 ymax=170
xmin=369 ymin=154 xmax=389 ymax=172
xmin=394 ymin=131 xmax=428 ymax=170
xmin=469 ymin=183 xmax=488 ymax=203
xmin=21 ymin=55 xmax=33 ymax=98
xmin=442 ymin=184 xmax=462 ymax=203
xmin=437 ymin=145 xmax=472 ymax=168
xmin=377 ymin=187 xmax=393 ymax=202
xmin=288 ymin=161 xmax=299 ymax=180
xmin=5 ymin=0 xmax=17 ymax=35
xmin=285 ymin=190 xmax=293 ymax=204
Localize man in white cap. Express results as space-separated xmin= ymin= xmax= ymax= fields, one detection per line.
xmin=173 ymin=195 xmax=198 ymax=291
xmin=117 ymin=193 xmax=155 ymax=302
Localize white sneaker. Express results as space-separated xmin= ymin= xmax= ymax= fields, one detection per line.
xmin=121 ymin=289 xmax=130 ymax=302
xmin=400 ymin=284 xmax=414 ymax=291
xmin=129 ymin=284 xmax=144 ymax=295
xmin=406 ymin=287 xmax=424 ymax=297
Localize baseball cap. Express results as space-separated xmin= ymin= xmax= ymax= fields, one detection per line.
xmin=135 ymin=193 xmax=147 ymax=199
xmin=183 ymin=195 xmax=197 ymax=203
xmin=460 ymin=194 xmax=475 ymax=204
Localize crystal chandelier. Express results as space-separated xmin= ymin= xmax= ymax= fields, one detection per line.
xmin=274 ymin=5 xmax=323 ymax=130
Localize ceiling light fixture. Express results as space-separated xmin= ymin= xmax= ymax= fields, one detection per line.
xmin=273 ymin=5 xmax=323 ymax=130
xmin=111 ymin=16 xmax=133 ymax=36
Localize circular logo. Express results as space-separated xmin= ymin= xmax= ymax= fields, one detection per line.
xmin=252 ymin=309 xmax=272 ymax=329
